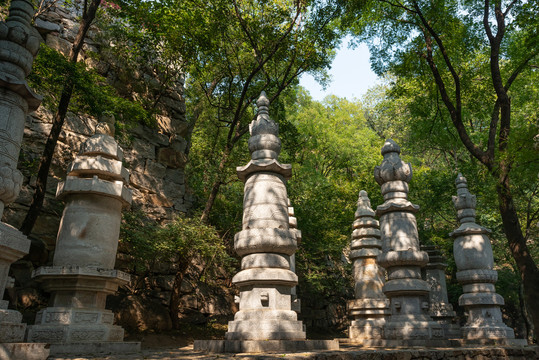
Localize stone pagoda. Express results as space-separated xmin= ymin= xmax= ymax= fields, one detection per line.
xmin=347 ymin=190 xmax=389 ymax=344
xmin=374 ymin=139 xmax=445 ymax=344
xmin=26 ymin=117 xmax=140 ymax=355
xmin=421 ymin=245 xmax=460 ymax=339
xmin=0 ymin=1 xmax=49 ymax=358
xmin=450 ymin=173 xmax=521 ymax=344
xmin=194 ymin=92 xmax=337 ymax=353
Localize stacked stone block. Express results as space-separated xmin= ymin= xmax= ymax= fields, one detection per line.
xmin=374 ymin=139 xmax=444 ymax=344
xmin=347 ymin=190 xmax=390 ymax=343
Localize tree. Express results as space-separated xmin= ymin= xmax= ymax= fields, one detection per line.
xmin=110 ymin=0 xmax=342 ymax=223
xmin=340 ymin=0 xmax=539 ymax=339
xmin=20 ymin=0 xmax=101 ymax=235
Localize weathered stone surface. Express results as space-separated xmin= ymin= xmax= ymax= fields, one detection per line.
xmin=450 ymin=173 xmax=517 ymax=342
xmin=347 ymin=190 xmax=389 ymax=342
xmin=197 ymin=93 xmax=336 ymax=353
xmin=374 ymin=140 xmax=445 ymax=343
xmin=157 ymin=147 xmax=187 ymax=169
xmin=0 ymin=0 xmax=41 ymax=344
xmin=28 ymin=120 xmax=135 ymax=352
xmin=422 ymin=245 xmax=460 ymax=339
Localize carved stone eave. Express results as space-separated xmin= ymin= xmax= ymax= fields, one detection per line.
xmin=449 ymin=223 xmax=491 ymax=237
xmin=236 ymin=159 xmax=292 ymax=182
xmin=375 ymin=201 xmax=420 ymax=216
xmin=56 ymin=176 xmax=133 ymax=208
xmin=0 ymin=75 xmax=42 ymax=110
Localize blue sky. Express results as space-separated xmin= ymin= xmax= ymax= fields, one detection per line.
xmin=299 ymin=42 xmax=379 ymax=102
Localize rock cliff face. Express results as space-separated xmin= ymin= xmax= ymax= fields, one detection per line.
xmin=0 ymin=1 xmax=235 ymax=330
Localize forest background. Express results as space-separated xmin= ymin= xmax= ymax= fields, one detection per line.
xmin=1 ymin=0 xmax=537 ymax=343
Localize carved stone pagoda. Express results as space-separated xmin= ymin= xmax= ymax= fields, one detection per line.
xmin=26 ymin=117 xmax=140 ymax=356
xmin=347 ymin=190 xmax=389 ymax=343
xmin=194 ymin=92 xmax=337 ymax=353
xmin=374 ymin=139 xmax=445 ymax=345
xmin=450 ymin=173 xmax=523 ymax=344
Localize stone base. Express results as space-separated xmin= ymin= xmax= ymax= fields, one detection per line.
xmin=348 ymin=323 xmax=384 ymax=341
xmin=461 ymin=324 xmax=516 ymax=341
xmin=48 ymin=341 xmax=141 ymax=356
xmin=0 ymin=308 xmax=26 ymax=342
xmin=27 ymin=323 xmax=125 ymax=343
xmin=384 ymin=317 xmax=445 ymax=340
xmin=0 ymin=343 xmax=50 ymax=360
xmin=339 ymin=338 xmax=452 ymax=347
xmin=450 ymin=338 xmax=528 ymax=346
xmin=27 ymin=307 xmax=125 ymax=343
xmin=225 ymin=318 xmax=306 ymax=340
xmin=194 ymin=339 xmax=339 ymax=353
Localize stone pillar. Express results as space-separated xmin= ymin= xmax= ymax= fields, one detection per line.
xmin=421 ymin=245 xmax=460 ymax=339
xmin=0 ymin=0 xmax=42 ymax=347
xmin=26 ymin=119 xmax=140 ymax=355
xmin=194 ymin=92 xmax=337 ymax=353
xmin=347 ymin=190 xmax=389 ymax=343
xmin=450 ymin=173 xmax=518 ymax=343
xmin=374 ymin=139 xmax=444 ymax=344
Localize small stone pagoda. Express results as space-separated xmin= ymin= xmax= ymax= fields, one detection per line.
xmin=347 ymin=190 xmax=389 ymax=343
xmin=26 ymin=117 xmax=140 ymax=355
xmin=374 ymin=139 xmax=445 ymax=345
xmin=0 ymin=1 xmax=49 ymax=358
xmin=194 ymin=92 xmax=337 ymax=353
xmin=421 ymin=245 xmax=460 ymax=339
xmin=450 ymin=173 xmax=521 ymax=344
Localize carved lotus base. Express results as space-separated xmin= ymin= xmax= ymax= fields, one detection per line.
xmin=27 ymin=308 xmax=124 ymax=343
xmin=384 ymin=316 xmax=445 ymax=340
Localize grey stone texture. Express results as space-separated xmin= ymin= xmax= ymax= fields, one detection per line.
xmin=26 ymin=119 xmax=138 ymax=355
xmin=421 ymin=245 xmax=460 ymax=339
xmin=195 ymin=93 xmax=337 ymax=353
xmin=228 ymin=92 xmax=303 ymax=342
xmin=450 ymin=173 xmax=516 ymax=342
xmin=0 ymin=0 xmax=44 ymax=351
xmin=347 ymin=190 xmax=389 ymax=342
xmin=374 ymin=139 xmax=444 ymax=342
xmin=3 ymin=1 xmax=194 ymax=328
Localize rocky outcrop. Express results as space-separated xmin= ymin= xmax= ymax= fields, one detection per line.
xmin=2 ymin=0 xmax=198 ymax=330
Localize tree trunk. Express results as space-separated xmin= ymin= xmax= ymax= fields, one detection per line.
xmin=169 ymin=265 xmax=189 ymax=329
xmin=200 ymin=145 xmax=232 ymax=223
xmin=496 ymin=167 xmax=539 ymax=342
xmin=19 ymin=0 xmax=100 ymax=235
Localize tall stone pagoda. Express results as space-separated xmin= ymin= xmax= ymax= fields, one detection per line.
xmin=374 ymin=139 xmax=445 ymax=344
xmin=347 ymin=190 xmax=389 ymax=343
xmin=0 ymin=1 xmax=49 ymax=358
xmin=450 ymin=173 xmax=522 ymax=344
xmin=194 ymin=92 xmax=337 ymax=353
xmin=26 ymin=117 xmax=140 ymax=355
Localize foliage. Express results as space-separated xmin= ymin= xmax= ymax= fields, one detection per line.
xmin=27 ymin=44 xmax=153 ymax=128
xmin=120 ymin=210 xmax=234 ymax=279
xmin=278 ymin=88 xmax=384 ymax=305
xmin=103 ymin=0 xmax=343 ymax=221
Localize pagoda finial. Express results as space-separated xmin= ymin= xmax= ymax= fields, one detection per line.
xmin=256 ymin=91 xmax=270 ymax=118
xmin=452 ymin=173 xmax=476 ymax=224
